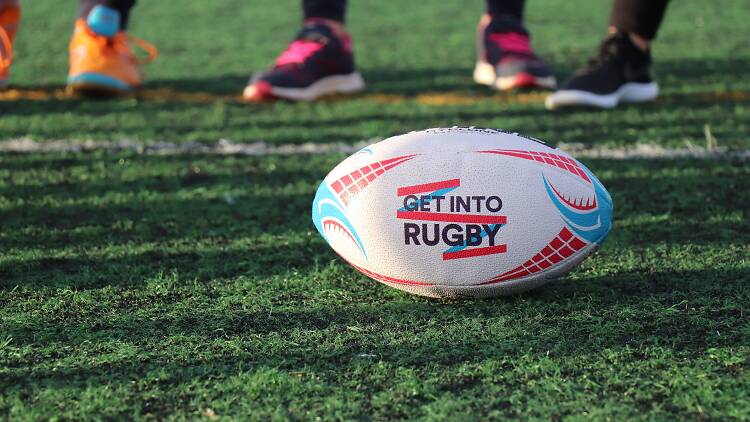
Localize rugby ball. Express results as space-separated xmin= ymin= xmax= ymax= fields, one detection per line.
xmin=312 ymin=127 xmax=612 ymax=298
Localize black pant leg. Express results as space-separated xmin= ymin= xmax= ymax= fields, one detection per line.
xmin=79 ymin=0 xmax=136 ymax=29
xmin=485 ymin=0 xmax=525 ymax=20
xmin=610 ymin=0 xmax=670 ymax=40
xmin=303 ymin=0 xmax=347 ymax=23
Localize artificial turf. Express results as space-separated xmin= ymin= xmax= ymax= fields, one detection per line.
xmin=1 ymin=152 xmax=749 ymax=420
xmin=1 ymin=0 xmax=750 ymax=420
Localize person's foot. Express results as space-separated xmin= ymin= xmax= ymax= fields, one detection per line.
xmin=545 ymin=31 xmax=658 ymax=109
xmin=473 ymin=14 xmax=556 ymax=91
xmin=67 ymin=5 xmax=157 ymax=96
xmin=243 ymin=19 xmax=364 ymax=102
xmin=0 ymin=2 xmax=20 ymax=90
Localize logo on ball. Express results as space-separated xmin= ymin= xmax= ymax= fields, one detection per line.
xmin=396 ymin=179 xmax=508 ymax=260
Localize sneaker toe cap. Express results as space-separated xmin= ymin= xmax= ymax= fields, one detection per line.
xmin=243 ymin=80 xmax=275 ymax=102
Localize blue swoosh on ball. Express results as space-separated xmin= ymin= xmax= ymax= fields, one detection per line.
xmin=543 ymin=166 xmax=613 ymax=244
xmin=312 ymin=182 xmax=367 ymax=258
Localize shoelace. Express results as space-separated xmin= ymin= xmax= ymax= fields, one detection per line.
xmin=585 ymin=34 xmax=625 ymax=69
xmin=128 ymin=35 xmax=158 ymax=65
xmin=488 ymin=32 xmax=532 ymax=55
xmin=0 ymin=25 xmax=12 ymax=71
xmin=275 ymin=39 xmax=324 ymax=66
xmin=89 ymin=29 xmax=158 ymax=65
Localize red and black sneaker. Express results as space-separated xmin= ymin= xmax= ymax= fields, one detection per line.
xmin=473 ymin=15 xmax=556 ymax=91
xmin=243 ymin=20 xmax=364 ymax=102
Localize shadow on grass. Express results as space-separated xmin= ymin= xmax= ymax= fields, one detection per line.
xmin=2 ymin=153 xmax=748 ymax=404
xmin=2 ymin=154 xmax=748 ymax=290
xmin=2 ymin=265 xmax=748 ymax=395
xmin=0 ymin=154 xmax=334 ymax=289
xmin=0 ymin=94 xmax=746 ymax=148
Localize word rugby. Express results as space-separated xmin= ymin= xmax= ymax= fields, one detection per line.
xmin=396 ymin=179 xmax=507 ymax=260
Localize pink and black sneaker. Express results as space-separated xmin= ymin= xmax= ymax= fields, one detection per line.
xmin=243 ymin=20 xmax=364 ymax=102
xmin=473 ymin=15 xmax=556 ymax=91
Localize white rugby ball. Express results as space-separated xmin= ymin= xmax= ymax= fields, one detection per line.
xmin=312 ymin=127 xmax=612 ymax=298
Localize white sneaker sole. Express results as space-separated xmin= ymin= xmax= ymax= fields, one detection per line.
xmin=473 ymin=60 xmax=556 ymax=90
xmin=473 ymin=61 xmax=497 ymax=86
xmin=249 ymin=72 xmax=365 ymax=102
xmin=545 ymin=82 xmax=659 ymax=110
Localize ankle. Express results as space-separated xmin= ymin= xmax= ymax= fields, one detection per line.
xmin=478 ymin=13 xmax=491 ymax=27
xmin=627 ymin=32 xmax=650 ymax=52
xmin=486 ymin=12 xmax=523 ymax=24
xmin=305 ymin=17 xmax=348 ymax=38
xmin=608 ymin=26 xmax=650 ymax=52
xmin=483 ymin=13 xmax=528 ymax=37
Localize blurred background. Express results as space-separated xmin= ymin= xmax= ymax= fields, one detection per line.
xmin=2 ymin=0 xmax=749 ymax=146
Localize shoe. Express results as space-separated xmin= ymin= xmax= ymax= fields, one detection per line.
xmin=67 ymin=5 xmax=157 ymax=96
xmin=473 ymin=14 xmax=556 ymax=91
xmin=0 ymin=2 xmax=20 ymax=90
xmin=243 ymin=20 xmax=364 ymax=102
xmin=545 ymin=32 xmax=658 ymax=109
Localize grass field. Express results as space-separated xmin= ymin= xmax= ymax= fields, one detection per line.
xmin=1 ymin=0 xmax=749 ymax=420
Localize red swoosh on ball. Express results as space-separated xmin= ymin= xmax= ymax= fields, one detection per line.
xmin=396 ymin=211 xmax=507 ymax=224
xmin=396 ymin=179 xmax=461 ymax=196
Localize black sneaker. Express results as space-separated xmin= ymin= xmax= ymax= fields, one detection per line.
xmin=243 ymin=20 xmax=364 ymax=102
xmin=473 ymin=15 xmax=556 ymax=90
xmin=545 ymin=32 xmax=658 ymax=109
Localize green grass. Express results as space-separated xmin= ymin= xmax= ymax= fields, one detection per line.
xmin=1 ymin=152 xmax=749 ymax=420
xmin=2 ymin=0 xmax=750 ymax=420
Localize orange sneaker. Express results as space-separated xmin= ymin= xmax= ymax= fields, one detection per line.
xmin=0 ymin=2 xmax=20 ymax=90
xmin=67 ymin=5 xmax=156 ymax=96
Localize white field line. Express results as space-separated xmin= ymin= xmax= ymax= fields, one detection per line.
xmin=1 ymin=138 xmax=749 ymax=160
